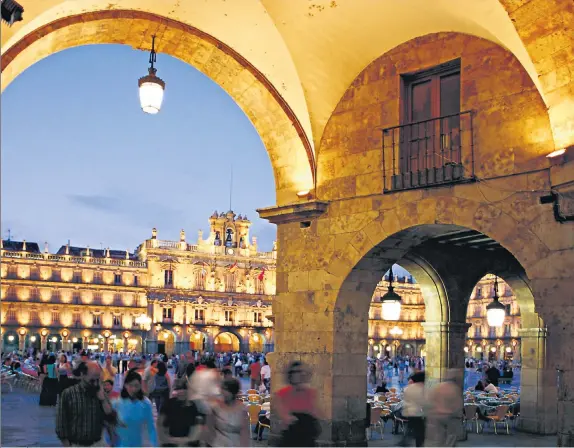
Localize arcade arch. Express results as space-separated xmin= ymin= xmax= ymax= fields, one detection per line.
xmin=214 ymin=332 xmax=240 ymax=353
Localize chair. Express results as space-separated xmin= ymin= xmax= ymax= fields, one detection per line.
xmin=248 ymin=394 xmax=261 ymax=403
xmin=389 ymin=387 xmax=397 ymax=394
xmin=247 ymin=404 xmax=262 ymax=439
xmin=487 ymin=405 xmax=510 ymax=434
xmin=463 ymin=404 xmax=481 ymax=433
xmin=369 ymin=406 xmax=384 ymax=440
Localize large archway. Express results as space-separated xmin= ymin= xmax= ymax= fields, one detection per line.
xmin=0 ymin=10 xmax=315 ymax=205
xmin=214 ymin=331 xmax=240 ymax=353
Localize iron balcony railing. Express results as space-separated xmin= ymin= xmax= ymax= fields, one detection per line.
xmin=382 ymin=111 xmax=474 ymax=192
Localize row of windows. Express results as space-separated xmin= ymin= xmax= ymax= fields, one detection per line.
xmin=160 ymin=309 xmax=262 ymax=323
xmin=3 ymin=267 xmax=140 ymax=286
xmin=163 ymin=269 xmax=265 ymax=294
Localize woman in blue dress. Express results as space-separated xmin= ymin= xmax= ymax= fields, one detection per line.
xmin=112 ymin=370 xmax=158 ymax=447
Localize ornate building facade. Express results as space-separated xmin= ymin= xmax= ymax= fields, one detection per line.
xmin=1 ymin=207 xmax=521 ymax=361
xmin=0 ymin=211 xmax=277 ymax=355
xmin=367 ymin=273 xmax=521 ymax=361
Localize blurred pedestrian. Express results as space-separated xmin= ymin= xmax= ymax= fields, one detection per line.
xmin=425 ymin=370 xmax=463 ymax=447
xmin=275 ymin=361 xmax=322 ymax=447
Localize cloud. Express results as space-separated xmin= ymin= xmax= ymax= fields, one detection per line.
xmin=67 ymin=193 xmax=186 ymax=229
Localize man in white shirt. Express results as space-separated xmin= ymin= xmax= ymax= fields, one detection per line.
xmin=260 ymin=360 xmax=271 ymax=392
xmin=484 ymin=381 xmax=498 ymax=393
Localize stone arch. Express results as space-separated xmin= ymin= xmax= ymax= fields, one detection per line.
xmin=214 ymin=331 xmax=240 ymax=353
xmin=0 ymin=10 xmax=314 ymax=205
xmin=157 ymin=328 xmax=177 ymax=355
xmin=248 ymin=331 xmax=266 ymax=353
xmin=326 ymin=197 xmax=549 ymax=294
xmin=397 ymin=254 xmax=449 ymax=323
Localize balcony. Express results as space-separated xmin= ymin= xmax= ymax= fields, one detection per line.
xmin=382 ymin=111 xmax=474 ymax=192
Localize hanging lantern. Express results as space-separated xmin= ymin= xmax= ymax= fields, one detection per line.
xmin=138 ymin=35 xmax=165 ymax=114
xmin=380 ymin=266 xmax=402 ymax=321
xmin=486 ymin=275 xmax=506 ymax=327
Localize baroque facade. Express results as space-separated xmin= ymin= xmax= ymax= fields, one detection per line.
xmin=368 ymin=273 xmax=521 ymax=361
xmin=1 ymin=206 xmax=520 ymax=360
xmin=0 ymin=211 xmax=277 ymax=355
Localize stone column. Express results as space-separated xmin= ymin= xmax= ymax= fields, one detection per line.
xmin=517 ymin=327 xmax=557 ymax=435
xmin=18 ymin=333 xmax=26 ymax=351
xmin=240 ymin=334 xmax=250 ymax=353
xmin=421 ymin=322 xmax=469 ymax=387
xmin=205 ymin=331 xmax=215 ymax=353
xmin=123 ymin=335 xmax=129 ymax=353
xmin=103 ymin=336 xmax=109 ymax=353
xmin=41 ymin=335 xmax=48 ymax=351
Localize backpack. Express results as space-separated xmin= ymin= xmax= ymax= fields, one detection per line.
xmin=152 ymin=374 xmax=169 ymax=396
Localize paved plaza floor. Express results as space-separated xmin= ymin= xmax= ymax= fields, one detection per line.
xmin=1 ymin=369 xmax=555 ymax=447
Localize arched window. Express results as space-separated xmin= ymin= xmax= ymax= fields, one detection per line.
xmin=225 ymin=228 xmax=234 ymax=247
xmin=194 ymin=269 xmax=206 ymax=290
xmin=225 ymin=272 xmax=236 ymax=292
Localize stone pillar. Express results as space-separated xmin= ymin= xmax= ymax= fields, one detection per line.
xmin=205 ymin=331 xmax=215 ymax=353
xmin=18 ymin=333 xmax=26 ymax=351
xmin=41 ymin=335 xmax=48 ymax=351
xmin=517 ymin=327 xmax=557 ymax=435
xmin=123 ymin=336 xmax=129 ymax=354
xmin=421 ymin=322 xmax=469 ymax=387
xmin=103 ymin=336 xmax=109 ymax=353
xmin=240 ymin=335 xmax=250 ymax=353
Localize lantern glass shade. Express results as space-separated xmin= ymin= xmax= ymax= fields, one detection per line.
xmin=30 ymin=336 xmax=37 ymax=342
xmin=138 ymin=69 xmax=165 ymax=114
xmin=486 ymin=298 xmax=506 ymax=327
xmin=72 ymin=338 xmax=78 ymax=343
xmin=7 ymin=335 xmax=14 ymax=342
xmin=381 ymin=299 xmax=401 ymax=321
xmin=51 ymin=337 xmax=58 ymax=343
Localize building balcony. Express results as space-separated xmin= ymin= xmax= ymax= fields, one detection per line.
xmin=382 ymin=111 xmax=474 ymax=192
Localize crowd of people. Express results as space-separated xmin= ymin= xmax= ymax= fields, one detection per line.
xmin=2 ymin=347 xmax=323 ymax=447
xmin=367 ymin=355 xmax=425 ymax=389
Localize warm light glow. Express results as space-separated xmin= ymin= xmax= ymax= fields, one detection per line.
xmin=72 ymin=338 xmax=78 ymax=343
xmin=505 ymin=347 xmax=512 ymax=353
xmin=83 ymin=330 xmax=90 ymax=338
xmin=18 ymin=328 xmax=26 ymax=336
xmin=30 ymin=336 xmax=37 ymax=342
xmin=486 ymin=306 xmax=506 ymax=327
xmin=296 ymin=190 xmax=310 ymax=198
xmin=41 ymin=330 xmax=49 ymax=337
xmin=253 ymin=334 xmax=259 ymax=341
xmin=477 ymin=346 xmax=482 ymax=352
xmin=139 ymin=79 xmax=165 ymax=114
xmin=464 ymin=346 xmax=469 ymax=352
xmin=163 ymin=333 xmax=168 ymax=340
xmin=546 ymin=148 xmax=566 ymax=158
xmin=7 ymin=335 xmax=14 ymax=342
xmin=51 ymin=337 xmax=58 ymax=343
xmin=373 ymin=345 xmax=379 ymax=351
xmin=195 ymin=333 xmax=201 ymax=340
xmin=123 ymin=332 xmax=130 ymax=339
xmin=62 ymin=330 xmax=69 ymax=337
xmin=103 ymin=331 xmax=111 ymax=338
xmin=491 ymin=347 xmax=497 ymax=353
xmin=382 ymin=300 xmax=401 ymax=321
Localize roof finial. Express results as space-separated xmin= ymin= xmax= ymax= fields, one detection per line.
xmin=105 ymin=247 xmax=111 ymax=258
xmin=126 ymin=249 xmax=130 ymax=260
xmin=152 ymin=228 xmax=157 ymax=239
xmin=22 ymin=239 xmax=27 ymax=251
xmin=65 ymin=241 xmax=70 ymax=255
xmin=44 ymin=242 xmax=49 ymax=253
xmin=180 ymin=229 xmax=186 ymax=242
xmin=86 ymin=245 xmax=90 ymax=256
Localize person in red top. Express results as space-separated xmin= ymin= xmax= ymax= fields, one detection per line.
xmin=274 ymin=361 xmax=321 ymax=447
xmin=249 ymin=358 xmax=262 ymax=390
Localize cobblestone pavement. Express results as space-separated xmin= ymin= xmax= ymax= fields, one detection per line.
xmin=1 ymin=369 xmax=545 ymax=448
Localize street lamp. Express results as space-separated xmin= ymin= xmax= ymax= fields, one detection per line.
xmin=135 ymin=313 xmax=152 ymax=354
xmin=138 ymin=35 xmax=165 ymax=114
xmin=486 ymin=275 xmax=506 ymax=327
xmin=380 ymin=266 xmax=402 ymax=321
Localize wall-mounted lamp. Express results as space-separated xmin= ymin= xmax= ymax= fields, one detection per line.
xmin=296 ymin=190 xmax=311 ymax=199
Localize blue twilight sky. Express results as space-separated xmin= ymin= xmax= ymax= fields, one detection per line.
xmin=1 ymin=44 xmax=278 ymax=253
